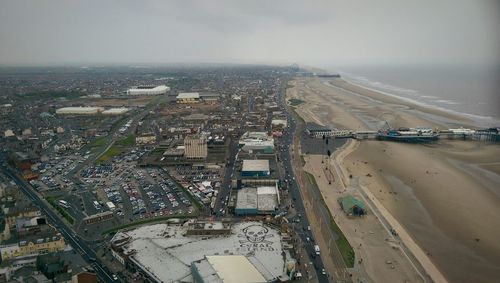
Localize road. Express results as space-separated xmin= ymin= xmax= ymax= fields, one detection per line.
xmin=213 ymin=138 xmax=239 ymax=215
xmin=276 ymin=80 xmax=330 ymax=283
xmin=0 ymin=154 xmax=116 ymax=283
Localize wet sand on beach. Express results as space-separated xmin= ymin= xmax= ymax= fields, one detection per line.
xmin=290 ymin=77 xmax=500 ymax=283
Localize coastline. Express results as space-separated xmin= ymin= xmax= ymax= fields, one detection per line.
xmin=288 ymin=75 xmax=500 ymax=283
xmin=335 ymin=76 xmax=500 ymax=128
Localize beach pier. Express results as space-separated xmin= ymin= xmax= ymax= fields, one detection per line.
xmin=306 ymin=127 xmax=500 ymax=143
xmin=352 ymin=131 xmax=378 ymax=140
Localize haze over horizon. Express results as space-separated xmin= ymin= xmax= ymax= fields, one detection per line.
xmin=0 ymin=0 xmax=499 ymax=68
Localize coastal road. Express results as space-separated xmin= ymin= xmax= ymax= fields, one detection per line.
xmin=277 ymin=80 xmax=331 ymax=283
xmin=0 ymin=155 xmax=116 ymax=283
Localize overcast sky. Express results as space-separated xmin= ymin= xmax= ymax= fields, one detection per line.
xmin=0 ymin=0 xmax=499 ymax=67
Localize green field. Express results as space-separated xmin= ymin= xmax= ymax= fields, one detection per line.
xmin=116 ymin=134 xmax=135 ymax=146
xmin=288 ymin=98 xmax=305 ymax=106
xmin=291 ymin=108 xmax=305 ymax=124
xmin=96 ymin=134 xmax=135 ymax=163
xmin=305 ymin=172 xmax=355 ymax=267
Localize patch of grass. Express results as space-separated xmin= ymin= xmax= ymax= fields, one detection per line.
xmin=96 ymin=145 xmax=123 ymax=163
xmin=46 ymin=195 xmax=75 ymax=225
xmin=116 ymin=134 xmax=135 ymax=146
xmin=288 ymin=98 xmax=305 ymax=106
xmin=91 ymin=136 xmax=108 ymax=147
xmin=305 ymin=172 xmax=355 ymax=267
xmin=291 ymin=108 xmax=305 ymax=124
xmin=300 ymin=155 xmax=306 ymax=167
xmin=96 ymin=134 xmax=135 ymax=163
xmin=101 ymin=215 xmax=197 ymax=236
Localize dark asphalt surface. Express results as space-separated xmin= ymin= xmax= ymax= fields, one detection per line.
xmin=276 ymin=82 xmax=330 ymax=283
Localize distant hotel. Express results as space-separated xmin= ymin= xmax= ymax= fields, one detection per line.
xmin=127 ymin=85 xmax=170 ymax=95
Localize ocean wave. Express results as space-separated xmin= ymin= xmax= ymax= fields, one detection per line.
xmin=435 ymin=99 xmax=459 ymax=105
xmin=340 ymin=71 xmax=419 ymax=95
xmin=329 ymin=73 xmax=500 ymax=127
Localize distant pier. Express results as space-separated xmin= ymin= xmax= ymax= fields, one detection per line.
xmin=304 ymin=122 xmax=500 ymax=143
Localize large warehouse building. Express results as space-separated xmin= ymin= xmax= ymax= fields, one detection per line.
xmin=110 ymin=221 xmax=296 ymax=283
xmin=235 ymin=185 xmax=280 ymax=215
xmin=241 ymin=160 xmax=270 ymax=177
xmin=101 ymin=108 xmax=129 ymax=115
xmin=55 ymin=107 xmax=104 ymax=115
xmin=176 ymin=92 xmax=200 ymax=103
xmin=127 ymin=85 xmax=170 ymax=95
xmin=239 ymin=132 xmax=274 ymax=153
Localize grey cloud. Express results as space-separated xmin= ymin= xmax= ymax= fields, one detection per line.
xmin=0 ymin=0 xmax=498 ymax=66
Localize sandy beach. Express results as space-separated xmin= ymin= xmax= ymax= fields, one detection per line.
xmin=288 ymin=77 xmax=500 ymax=283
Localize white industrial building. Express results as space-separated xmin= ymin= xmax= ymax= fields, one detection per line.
xmin=101 ymin=108 xmax=129 ymax=115
xmin=127 ymin=85 xmax=170 ymax=95
xmin=239 ymin=132 xmax=275 ymax=153
xmin=55 ymin=107 xmax=104 ymax=115
xmin=241 ymin=160 xmax=270 ymax=177
xmin=176 ymin=92 xmax=200 ymax=103
xmin=235 ymin=185 xmax=280 ymax=215
xmin=192 ymin=255 xmax=267 ymax=283
xmin=110 ymin=221 xmax=295 ymax=283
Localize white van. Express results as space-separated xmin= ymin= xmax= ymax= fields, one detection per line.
xmin=314 ymin=244 xmax=320 ymax=255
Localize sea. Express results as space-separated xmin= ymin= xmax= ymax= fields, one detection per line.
xmin=331 ymin=65 xmax=500 ymax=127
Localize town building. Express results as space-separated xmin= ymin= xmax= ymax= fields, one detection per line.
xmin=241 ymin=160 xmax=270 ymax=177
xmin=101 ymin=108 xmax=129 ymax=115
xmin=0 ymin=229 xmax=65 ymax=261
xmin=55 ymin=107 xmax=104 ymax=115
xmin=176 ymin=92 xmax=200 ymax=104
xmin=305 ymin=122 xmax=352 ymax=138
xmin=239 ymin=132 xmax=274 ymax=153
xmin=191 ymin=255 xmax=267 ymax=283
xmin=82 ymin=211 xmax=114 ymax=225
xmin=235 ymin=185 xmax=280 ymax=215
xmin=127 ymin=85 xmax=170 ymax=95
xmin=136 ymin=133 xmax=156 ymax=145
xmin=184 ymin=135 xmax=207 ymax=159
xmin=110 ymin=221 xmax=295 ymax=283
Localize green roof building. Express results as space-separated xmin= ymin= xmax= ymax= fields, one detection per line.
xmin=338 ymin=195 xmax=366 ymax=216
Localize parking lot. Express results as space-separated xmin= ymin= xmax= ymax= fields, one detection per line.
xmin=97 ymin=166 xmax=195 ymax=222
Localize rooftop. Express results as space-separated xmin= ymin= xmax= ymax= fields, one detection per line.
xmin=236 ymin=187 xmax=258 ymax=210
xmin=101 ymin=108 xmax=129 ymax=115
xmin=55 ymin=107 xmax=104 ymax=115
xmin=112 ymin=221 xmax=286 ymax=283
xmin=176 ymin=92 xmax=200 ymax=99
xmin=204 ymin=255 xmax=267 ymax=283
xmin=242 ymin=160 xmax=270 ymax=173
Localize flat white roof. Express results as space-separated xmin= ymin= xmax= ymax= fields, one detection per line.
xmin=206 ymin=255 xmax=267 ymax=283
xmin=271 ymin=119 xmax=287 ymax=125
xmin=113 ymin=222 xmax=285 ymax=282
xmin=101 ymin=108 xmax=129 ymax=115
xmin=176 ymin=92 xmax=200 ymax=99
xmin=237 ymin=187 xmax=278 ymax=213
xmin=55 ymin=107 xmax=104 ymax=114
xmin=242 ymin=160 xmax=270 ymax=172
xmin=236 ymin=188 xmax=258 ymax=210
xmin=128 ymin=85 xmax=169 ymax=91
xmin=257 ymin=186 xmax=277 ymax=195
